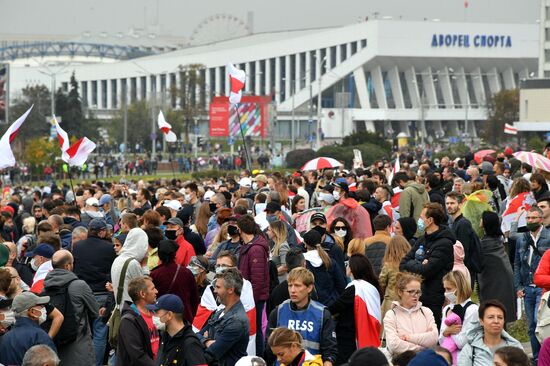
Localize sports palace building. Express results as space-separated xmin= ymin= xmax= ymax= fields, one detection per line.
xmin=8 ymin=19 xmax=539 ymax=144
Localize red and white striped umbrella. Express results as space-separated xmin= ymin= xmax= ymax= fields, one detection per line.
xmin=301 ymin=157 xmax=342 ymax=171
xmin=513 ymin=151 xmax=550 ymax=172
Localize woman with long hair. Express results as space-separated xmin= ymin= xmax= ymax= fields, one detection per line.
xmin=275 ymin=181 xmax=291 ymax=210
xmin=379 ymin=235 xmax=411 ymax=318
xmin=291 ymin=195 xmax=306 ymax=221
xmin=328 ymin=217 xmax=353 ymax=254
xmin=207 ymin=222 xmax=230 ymax=256
xmin=192 ymin=202 xmax=212 ymax=239
xmin=267 ymin=220 xmax=290 ymax=282
xmin=347 ymin=238 xmax=367 ymax=257
xmin=439 ymin=270 xmax=479 ymax=365
xmin=384 ymin=272 xmax=438 ymax=356
xmin=302 ymin=229 xmax=346 ymax=306
xmin=328 ymin=254 xmax=383 ymax=365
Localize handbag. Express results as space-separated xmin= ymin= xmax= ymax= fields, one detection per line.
xmin=108 ymin=258 xmax=133 ymax=348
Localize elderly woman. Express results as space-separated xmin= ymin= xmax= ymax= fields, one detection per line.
xmin=383 ymin=272 xmax=438 ymax=356
xmin=268 ymin=327 xmax=323 ymax=366
xmin=458 ymin=299 xmax=523 ymax=365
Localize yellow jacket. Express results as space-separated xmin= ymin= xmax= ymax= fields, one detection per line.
xmin=281 ymin=351 xmax=323 ymax=366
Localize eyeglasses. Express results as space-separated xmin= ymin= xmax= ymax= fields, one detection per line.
xmin=404 ymin=290 xmax=422 ymax=296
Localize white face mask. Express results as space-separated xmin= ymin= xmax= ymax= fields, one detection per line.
xmin=38 ymin=307 xmax=47 ymax=325
xmin=184 ymin=194 xmax=191 ymax=203
xmin=444 ymin=291 xmax=457 ymax=304
xmin=252 ymin=182 xmax=258 ymax=191
xmin=0 ymin=310 xmax=15 ymax=328
xmin=30 ymin=258 xmax=40 ymax=272
xmin=332 ymin=191 xmax=340 ymax=201
xmin=335 ymin=229 xmax=347 ymax=238
xmin=152 ymin=316 xmax=166 ymax=331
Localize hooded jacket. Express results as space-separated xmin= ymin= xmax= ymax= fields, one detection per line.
xmin=239 ymin=234 xmax=270 ymax=301
xmin=73 ymin=234 xmax=117 ymax=293
xmin=304 ymin=250 xmax=347 ymax=306
xmin=43 ymin=268 xmax=99 ymax=366
xmin=155 ymin=324 xmax=207 ymax=366
xmin=399 ymin=182 xmax=430 ymax=234
xmin=326 ymin=197 xmax=373 ymax=239
xmin=400 ymin=226 xmax=455 ymax=310
xmin=452 ymin=242 xmax=471 ymax=285
xmin=457 ymin=321 xmax=523 ymax=366
xmin=111 ymin=228 xmax=150 ymax=304
xmin=117 ymin=301 xmax=155 ymax=366
xmin=383 ymin=301 xmax=439 ymax=356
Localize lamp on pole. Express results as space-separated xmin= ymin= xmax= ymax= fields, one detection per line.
xmin=316 ymin=56 xmax=327 ymax=150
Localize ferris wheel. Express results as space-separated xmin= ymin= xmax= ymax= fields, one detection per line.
xmin=189 ymin=13 xmax=251 ymax=46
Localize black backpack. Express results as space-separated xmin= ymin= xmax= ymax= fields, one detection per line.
xmin=41 ymin=278 xmax=79 ymax=346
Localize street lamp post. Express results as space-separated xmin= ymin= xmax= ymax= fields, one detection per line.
xmin=316 ymin=56 xmax=327 ymax=150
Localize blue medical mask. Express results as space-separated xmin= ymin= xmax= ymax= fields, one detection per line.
xmin=417 ymin=218 xmax=425 ymax=232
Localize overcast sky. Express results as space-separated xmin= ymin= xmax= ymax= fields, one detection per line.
xmin=1 ymin=0 xmax=540 ymax=38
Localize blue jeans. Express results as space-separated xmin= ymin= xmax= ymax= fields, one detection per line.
xmin=93 ymin=294 xmax=109 ymax=366
xmin=524 ymin=286 xmax=542 ymax=360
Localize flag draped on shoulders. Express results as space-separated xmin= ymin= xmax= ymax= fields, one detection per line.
xmin=350 ymin=279 xmax=382 ymax=348
xmin=192 ymin=279 xmax=257 ymax=356
xmin=501 ymin=191 xmax=536 ymax=233
xmin=0 ymin=105 xmax=33 ymax=169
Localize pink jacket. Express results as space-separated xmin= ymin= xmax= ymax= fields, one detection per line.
xmin=383 ymin=301 xmax=439 ymax=356
xmin=452 ymin=241 xmax=471 ymax=285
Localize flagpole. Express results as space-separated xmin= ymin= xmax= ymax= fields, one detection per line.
xmin=68 ymin=169 xmax=77 ymax=206
xmin=234 ymin=104 xmax=252 ymax=172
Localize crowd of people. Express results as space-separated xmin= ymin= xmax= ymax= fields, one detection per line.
xmin=0 ymin=145 xmax=549 ymax=366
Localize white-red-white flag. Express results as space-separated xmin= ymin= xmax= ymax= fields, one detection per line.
xmin=157 ymin=111 xmax=177 ymax=142
xmin=52 ymin=117 xmax=96 ymax=166
xmin=64 ymin=137 xmax=96 ymax=167
xmin=501 ymin=191 xmax=536 ymax=232
xmin=350 ymin=279 xmax=382 ymax=348
xmin=227 ymin=63 xmax=246 ymax=104
xmin=504 ymin=123 xmax=518 ymax=135
xmin=387 ymin=157 xmax=401 ymax=185
xmin=0 ymin=105 xmax=33 ymax=170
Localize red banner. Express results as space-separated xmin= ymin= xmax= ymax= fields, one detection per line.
xmin=209 ymin=96 xmax=271 ymax=137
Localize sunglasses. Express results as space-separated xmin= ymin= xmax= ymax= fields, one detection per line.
xmin=334 ymin=226 xmax=346 ymax=230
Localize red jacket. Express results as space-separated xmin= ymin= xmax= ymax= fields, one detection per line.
xmin=238 ymin=235 xmax=270 ymax=301
xmin=150 ymin=261 xmax=199 ymax=323
xmin=535 ymin=250 xmax=550 ymax=293
xmin=175 ymin=235 xmax=196 ymax=267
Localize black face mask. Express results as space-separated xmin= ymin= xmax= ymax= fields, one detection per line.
xmin=209 ymin=203 xmax=218 ymax=212
xmin=312 ymin=225 xmax=326 ymax=237
xmin=165 ymin=230 xmax=178 ymax=240
xmin=228 ymin=225 xmax=239 ymax=236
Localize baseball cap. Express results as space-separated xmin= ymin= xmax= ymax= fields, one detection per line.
xmin=146 ymin=294 xmax=184 ymax=314
xmin=188 ymin=256 xmax=208 ymax=272
xmin=239 ymin=177 xmax=252 ymax=188
xmin=25 ymin=243 xmax=55 ymax=259
xmin=265 ymin=201 xmax=281 ymax=214
xmin=86 ymin=197 xmax=100 ymax=207
xmin=332 ymin=181 xmax=349 ymax=194
xmin=235 ymin=356 xmax=267 ymax=366
xmin=344 ymin=347 xmax=389 ymax=366
xmin=310 ymin=212 xmax=327 ymax=224
xmin=204 ymin=191 xmax=215 ymax=201
xmin=164 ymin=217 xmax=184 ymax=227
xmin=11 ymin=292 xmax=50 ymax=313
xmin=163 ymin=200 xmax=182 ymax=211
xmin=1 ymin=206 xmax=14 ymax=218
xmin=303 ymin=230 xmax=322 ymax=247
xmin=89 ymin=218 xmax=108 ymax=231
xmin=98 ymin=194 xmax=112 ymax=207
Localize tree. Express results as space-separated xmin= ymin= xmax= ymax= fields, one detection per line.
xmin=23 ymin=137 xmax=58 ymax=178
xmin=484 ymin=89 xmax=519 ymax=145
xmin=170 ymin=63 xmax=206 ymax=143
xmin=109 ymin=100 xmax=150 ymax=150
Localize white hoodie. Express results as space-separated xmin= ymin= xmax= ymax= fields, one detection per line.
xmin=110 ymin=228 xmax=150 ymax=304
xmin=304 ymin=249 xmax=323 ymax=268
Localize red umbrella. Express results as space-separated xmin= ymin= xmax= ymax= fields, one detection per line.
xmin=301 ymin=157 xmax=342 ymax=171
xmin=474 ymin=149 xmax=496 ymax=164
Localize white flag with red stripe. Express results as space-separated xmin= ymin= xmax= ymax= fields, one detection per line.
xmin=53 ymin=117 xmax=96 ymax=166
xmin=192 ymin=278 xmax=257 ymax=355
xmin=158 ymin=111 xmax=177 ymax=142
xmin=387 ymin=157 xmax=400 ymax=185
xmin=350 ymin=279 xmax=382 ymax=348
xmin=227 ymin=63 xmax=246 ymax=104
xmin=501 ymin=191 xmax=536 ymax=232
xmin=504 ymin=123 xmax=518 ymax=135
xmin=0 ymin=105 xmax=33 ymax=169
xmin=30 ymin=260 xmax=52 ymax=294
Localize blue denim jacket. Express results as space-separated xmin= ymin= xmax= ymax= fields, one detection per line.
xmin=514 ymin=227 xmax=550 ymax=291
xmin=198 ymin=300 xmax=250 ymax=366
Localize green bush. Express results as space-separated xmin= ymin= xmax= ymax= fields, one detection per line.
xmin=285 ymin=149 xmax=316 ymax=169
xmin=317 ymin=143 xmax=390 ymax=167
xmin=527 ymin=135 xmax=545 ymax=152
xmin=342 ymin=131 xmax=391 ymax=150
xmin=433 ymin=143 xmax=471 ymax=160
